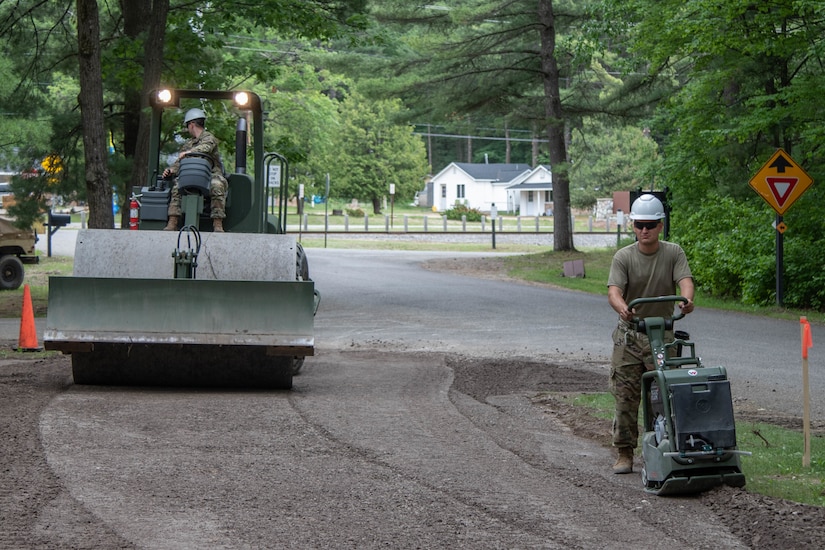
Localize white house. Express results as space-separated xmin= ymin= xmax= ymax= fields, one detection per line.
xmin=427 ymin=162 xmax=531 ymax=212
xmin=506 ymin=165 xmax=553 ymax=216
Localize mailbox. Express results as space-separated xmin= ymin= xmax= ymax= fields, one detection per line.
xmin=48 ymin=211 xmax=71 ymax=228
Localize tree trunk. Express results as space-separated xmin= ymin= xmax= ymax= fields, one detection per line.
xmin=538 ymin=0 xmax=574 ymax=251
xmin=121 ymin=0 xmax=152 ymax=160
xmin=127 ymin=0 xmax=170 ymax=213
xmin=77 ymin=0 xmax=113 ymax=228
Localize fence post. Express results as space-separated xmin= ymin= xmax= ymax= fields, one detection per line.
xmin=424 ymin=216 xmax=428 ymax=232
xmin=535 ymin=216 xmax=540 ymax=232
xmin=442 ymin=215 xmax=448 ymax=232
xmin=517 ymin=217 xmax=522 ymax=232
xmin=344 ymin=214 xmax=349 ymax=232
xmin=462 ymin=214 xmax=466 ymax=232
xmin=481 ymin=216 xmax=486 ymax=232
xmin=404 ymin=214 xmax=409 ymax=232
xmin=364 ymin=215 xmax=369 ymax=231
xmin=385 ymin=214 xmax=390 ymax=232
xmin=303 ymin=213 xmax=308 ymax=231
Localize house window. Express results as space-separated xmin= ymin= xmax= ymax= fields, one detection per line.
xmin=441 ymin=185 xmax=447 ymax=198
xmin=528 ymin=191 xmax=534 ymax=203
xmin=457 ymin=184 xmax=465 ymax=199
xmin=545 ymin=191 xmax=552 ymax=202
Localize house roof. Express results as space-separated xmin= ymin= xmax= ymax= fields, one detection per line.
xmin=452 ymin=162 xmax=532 ymax=182
xmin=506 ymin=165 xmax=553 ymax=190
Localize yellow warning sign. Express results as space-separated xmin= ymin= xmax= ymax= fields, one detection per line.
xmin=748 ymin=149 xmax=813 ymax=215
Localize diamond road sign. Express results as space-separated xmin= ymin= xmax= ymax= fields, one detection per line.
xmin=748 ymin=148 xmax=813 ymax=215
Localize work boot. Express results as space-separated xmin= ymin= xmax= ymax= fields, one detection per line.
xmin=212 ymin=218 xmax=224 ymax=233
xmin=613 ymin=447 xmax=634 ymax=474
xmin=163 ymin=215 xmax=179 ymax=231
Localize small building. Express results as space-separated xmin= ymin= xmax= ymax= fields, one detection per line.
xmin=506 ymin=165 xmax=553 ymax=216
xmin=427 ymin=162 xmax=532 ymax=212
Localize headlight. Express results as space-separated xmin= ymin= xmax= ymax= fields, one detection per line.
xmin=234 ymin=92 xmax=250 ymax=108
xmin=155 ymin=89 xmax=174 ymax=105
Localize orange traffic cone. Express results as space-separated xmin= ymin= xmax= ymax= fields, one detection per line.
xmin=18 ymin=284 xmax=40 ymax=352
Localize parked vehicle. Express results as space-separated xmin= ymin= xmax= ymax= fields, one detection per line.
xmin=0 ymin=217 xmax=38 ymax=290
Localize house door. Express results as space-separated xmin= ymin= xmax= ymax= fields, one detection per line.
xmin=440 ymin=185 xmax=447 ymax=211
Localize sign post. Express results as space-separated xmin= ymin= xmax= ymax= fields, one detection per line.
xmin=389 ymin=183 xmax=395 ymax=229
xmin=748 ymin=149 xmax=813 ymax=306
xmin=490 ymin=203 xmax=497 ymax=250
xmin=325 ymin=173 xmax=330 ymax=248
xmin=800 ymin=317 xmax=813 ymax=468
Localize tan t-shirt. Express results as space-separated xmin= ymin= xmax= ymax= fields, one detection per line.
xmin=607 ymin=240 xmax=693 ymax=320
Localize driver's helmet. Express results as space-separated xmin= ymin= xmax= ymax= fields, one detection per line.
xmin=629 ymin=194 xmax=665 ymax=221
xmin=183 ymin=108 xmax=207 ymax=126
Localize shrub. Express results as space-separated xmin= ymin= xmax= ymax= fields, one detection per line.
xmin=675 ymin=197 xmax=774 ymax=305
xmin=445 ymin=204 xmax=483 ymax=222
xmin=673 ymin=192 xmax=825 ymax=311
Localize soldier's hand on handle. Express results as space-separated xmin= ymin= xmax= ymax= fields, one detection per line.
xmin=620 ymin=306 xmax=635 ymax=323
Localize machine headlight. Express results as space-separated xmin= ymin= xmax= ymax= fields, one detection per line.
xmin=234 ymin=92 xmax=250 ymax=108
xmin=156 ymin=89 xmax=174 ymax=105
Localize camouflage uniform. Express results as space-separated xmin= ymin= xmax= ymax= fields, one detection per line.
xmin=166 ymin=129 xmax=228 ymax=219
xmin=607 ymin=240 xmax=692 ymax=449
xmin=610 ymin=322 xmax=674 ymax=448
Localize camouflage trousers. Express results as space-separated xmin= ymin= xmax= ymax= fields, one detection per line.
xmin=167 ymin=174 xmax=227 ymax=219
xmin=609 ymin=323 xmax=673 ymax=448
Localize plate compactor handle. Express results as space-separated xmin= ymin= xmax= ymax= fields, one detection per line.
xmin=628 ymin=295 xmax=688 ymax=321
xmin=627 ymin=295 xmax=688 ymax=334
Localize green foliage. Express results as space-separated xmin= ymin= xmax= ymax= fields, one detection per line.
xmin=784 ymin=238 xmax=825 ymax=311
xmin=592 ymin=0 xmax=825 ymax=310
xmin=445 ymin=204 xmax=482 ymax=222
xmin=672 ymin=191 xmax=825 ymax=310
xmin=0 ymin=0 xmax=372 ymax=223
xmin=7 ymin=174 xmax=49 ymax=229
xmin=569 ymin=118 xmax=658 ymax=208
xmin=780 ymin=187 xmax=825 ymax=310
xmin=324 ymin=92 xmax=429 ymax=212
xmin=8 ymin=0 xmax=825 ymax=306
xmin=675 ymin=197 xmax=775 ymax=305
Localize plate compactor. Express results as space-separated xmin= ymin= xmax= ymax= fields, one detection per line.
xmin=629 ymin=296 xmax=750 ymax=496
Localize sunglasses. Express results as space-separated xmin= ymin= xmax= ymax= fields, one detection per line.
xmin=634 ymin=220 xmax=660 ymax=230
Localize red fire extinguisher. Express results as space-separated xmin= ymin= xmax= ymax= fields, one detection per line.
xmin=129 ymin=193 xmax=141 ymax=230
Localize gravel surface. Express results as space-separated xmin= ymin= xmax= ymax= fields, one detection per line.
xmin=3 ymin=349 xmax=824 ymax=549
xmin=3 ymin=243 xmax=825 ymax=548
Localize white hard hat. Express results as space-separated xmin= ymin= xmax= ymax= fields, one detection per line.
xmin=183 ymin=108 xmax=206 ymax=125
xmin=629 ymin=194 xmax=665 ymax=221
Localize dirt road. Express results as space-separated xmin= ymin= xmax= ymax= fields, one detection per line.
xmin=2 ymin=248 xmax=824 ymax=548
xmin=1 ymin=348 xmax=823 ymax=549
